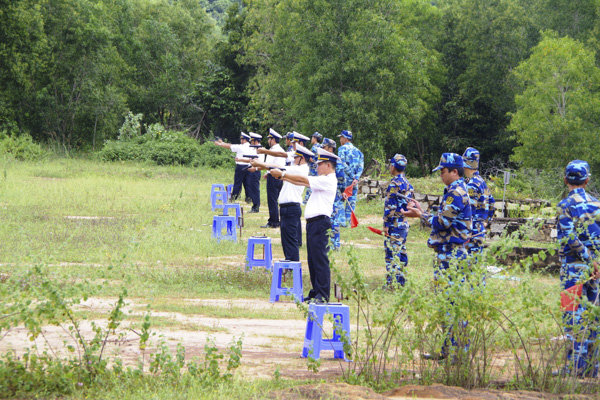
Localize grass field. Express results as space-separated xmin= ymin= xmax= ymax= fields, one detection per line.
xmin=1 ymin=158 xmax=589 ymax=399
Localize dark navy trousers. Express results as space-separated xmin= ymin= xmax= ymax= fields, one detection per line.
xmin=306 ymin=216 xmax=331 ymax=301
xmin=266 ymin=175 xmax=283 ymax=225
xmin=280 ymin=203 xmax=302 ymax=261
xmin=231 ymin=165 xmax=248 ymax=201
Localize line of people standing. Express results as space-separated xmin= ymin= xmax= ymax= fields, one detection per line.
xmin=216 ymin=129 xmax=363 ymax=304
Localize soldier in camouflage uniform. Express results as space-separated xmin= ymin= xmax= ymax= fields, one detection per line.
xmin=383 ymin=154 xmax=414 ymax=287
xmin=322 ymin=138 xmax=345 ymax=250
xmin=403 ymin=153 xmax=472 ymax=360
xmin=303 ymin=132 xmax=323 ymax=204
xmin=556 ymin=160 xmax=600 ymax=377
xmin=462 ymin=147 xmax=495 ymax=256
xmin=337 ymin=130 xmax=364 ymax=227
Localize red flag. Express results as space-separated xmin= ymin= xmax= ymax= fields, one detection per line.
xmin=561 ymin=284 xmax=583 ymax=312
xmin=343 ymin=182 xmax=355 ymax=199
xmin=368 ymin=226 xmax=383 ymax=236
xmin=350 ymin=209 xmax=359 ymax=228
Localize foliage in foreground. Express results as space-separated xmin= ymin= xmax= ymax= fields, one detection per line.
xmin=326 ymin=221 xmax=600 ymax=394
xmin=0 ymin=265 xmax=243 ymax=398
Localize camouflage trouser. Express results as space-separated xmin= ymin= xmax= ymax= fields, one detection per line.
xmin=434 ymin=248 xmax=469 ymax=358
xmin=329 ymin=196 xmax=343 ymax=250
xmin=384 ymin=226 xmax=408 ymax=285
xmin=466 ymin=220 xmax=486 ymax=256
xmin=561 ymin=261 xmax=599 ymax=377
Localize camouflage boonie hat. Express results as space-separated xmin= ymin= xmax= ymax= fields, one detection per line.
xmin=462 ymin=147 xmax=480 ymax=170
xmin=338 ymin=130 xmax=352 ymax=140
xmin=389 ymin=154 xmax=407 ymax=171
xmin=432 ymin=153 xmax=464 ymax=172
xmin=565 ymin=160 xmax=590 ymax=183
xmin=322 ymin=137 xmax=336 ymax=148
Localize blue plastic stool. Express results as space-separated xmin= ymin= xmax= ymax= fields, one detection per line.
xmin=270 ymin=261 xmax=303 ymax=302
xmin=222 ymin=203 xmax=242 ymax=227
xmin=302 ymin=303 xmax=351 ymax=361
xmin=212 ymin=215 xmax=237 ymax=242
xmin=211 ymin=183 xmax=226 ymax=196
xmin=226 ymin=184 xmax=233 ymax=199
xmin=211 ymin=190 xmax=228 ymax=212
xmin=245 ymin=236 xmax=273 ymax=271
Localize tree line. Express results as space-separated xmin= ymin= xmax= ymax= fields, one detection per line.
xmin=1 ymin=0 xmax=599 ymax=174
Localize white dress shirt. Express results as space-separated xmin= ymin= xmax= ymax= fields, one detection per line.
xmin=278 ymin=164 xmax=309 ymax=204
xmin=304 ymin=172 xmax=337 ymax=219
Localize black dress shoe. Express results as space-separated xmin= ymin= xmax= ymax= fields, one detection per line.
xmin=261 ymin=223 xmax=273 ymax=228
xmin=248 ymin=207 xmax=259 ymax=213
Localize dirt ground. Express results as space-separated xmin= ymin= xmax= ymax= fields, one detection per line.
xmin=2 ymin=296 xmax=595 ymax=399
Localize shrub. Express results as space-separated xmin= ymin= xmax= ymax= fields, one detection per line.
xmin=98 ymin=119 xmax=231 ymax=168
xmin=0 ymin=131 xmax=47 ymax=161
xmin=196 ymin=142 xmax=231 ymax=168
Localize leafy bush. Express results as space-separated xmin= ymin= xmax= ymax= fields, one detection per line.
xmin=0 ymin=131 xmax=47 ymax=161
xmin=197 ymin=142 xmax=231 ymax=168
xmin=98 ymin=118 xmax=231 ymax=167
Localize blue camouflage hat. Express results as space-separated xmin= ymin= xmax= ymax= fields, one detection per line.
xmin=312 ymin=132 xmax=323 ymax=140
xmin=462 ymin=147 xmax=480 ymax=170
xmin=565 ymin=160 xmax=590 ymax=183
xmin=390 ymin=154 xmax=407 ymax=171
xmin=285 ymin=132 xmax=293 ymax=140
xmin=432 ymin=153 xmax=464 ymax=172
xmin=338 ymin=130 xmax=352 ymax=140
xmin=322 ymin=137 xmax=336 ymax=148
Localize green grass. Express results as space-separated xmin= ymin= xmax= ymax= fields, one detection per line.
xmin=0 ymin=157 xmax=579 ymax=397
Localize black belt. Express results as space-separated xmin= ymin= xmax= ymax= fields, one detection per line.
xmin=279 ymin=202 xmax=300 ymax=208
xmin=306 ymin=215 xmax=329 ymax=223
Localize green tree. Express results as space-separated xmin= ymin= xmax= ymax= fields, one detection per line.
xmin=0 ymin=0 xmax=49 ymax=134
xmin=185 ymin=2 xmax=252 ymax=142
xmin=241 ymin=0 xmax=441 ymax=161
xmin=434 ymin=0 xmax=538 ymax=163
xmin=509 ymin=33 xmax=600 ymax=170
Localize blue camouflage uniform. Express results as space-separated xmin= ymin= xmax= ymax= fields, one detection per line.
xmin=303 ymin=132 xmax=323 ymax=204
xmin=337 ymin=130 xmax=364 ymax=227
xmin=383 ymin=154 xmax=414 ymax=286
xmin=557 ymin=160 xmax=600 ymax=377
xmin=420 ymin=153 xmax=472 ymax=358
xmin=321 ymin=138 xmax=344 ymax=250
xmin=463 ymin=148 xmax=495 ymax=255
xmin=330 ymin=159 xmax=345 ymax=250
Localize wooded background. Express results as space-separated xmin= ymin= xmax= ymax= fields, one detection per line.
xmin=1 ymin=0 xmax=599 ymax=174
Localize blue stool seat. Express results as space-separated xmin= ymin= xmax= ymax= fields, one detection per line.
xmin=302 ymin=303 xmax=351 ymax=361
xmin=245 ymin=236 xmax=273 ymax=271
xmin=270 ymin=261 xmax=303 ymax=302
xmin=211 ymin=190 xmax=228 ymax=212
xmin=222 ymin=203 xmax=243 ymax=227
xmin=212 ymin=215 xmax=237 ymax=242
xmin=211 ymin=183 xmax=226 ymax=194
